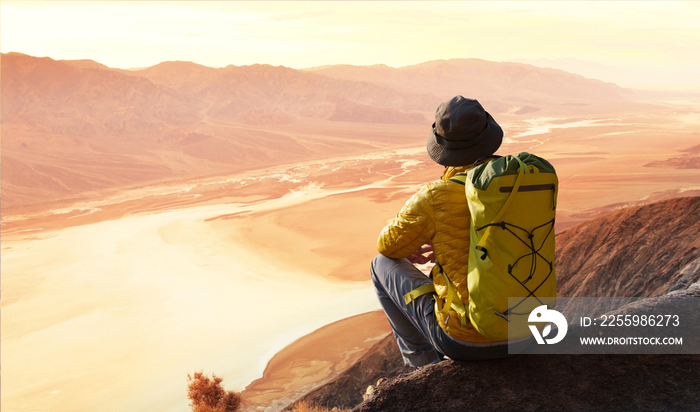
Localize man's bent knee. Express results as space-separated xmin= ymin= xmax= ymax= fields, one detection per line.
xmin=371 ymin=254 xmax=402 ymax=282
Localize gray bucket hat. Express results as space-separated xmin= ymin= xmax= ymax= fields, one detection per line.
xmin=426 ymin=96 xmax=503 ymax=166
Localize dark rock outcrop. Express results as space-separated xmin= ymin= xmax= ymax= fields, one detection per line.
xmin=354 ymin=284 xmax=700 ymax=412
xmin=355 ymin=353 xmax=700 ymax=412
xmin=556 ymin=196 xmax=700 ymax=299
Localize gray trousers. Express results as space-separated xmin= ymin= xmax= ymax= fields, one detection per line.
xmin=371 ymin=254 xmax=516 ymax=368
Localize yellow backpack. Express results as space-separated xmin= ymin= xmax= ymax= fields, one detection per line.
xmin=465 ymin=153 xmax=558 ymax=341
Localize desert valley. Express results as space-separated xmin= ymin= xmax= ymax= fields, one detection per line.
xmin=2 ymin=52 xmax=700 ymax=412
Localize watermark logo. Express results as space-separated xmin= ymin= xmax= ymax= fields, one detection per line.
xmin=509 ymin=297 xmax=697 ymax=354
xmin=528 ymin=305 xmax=568 ymax=344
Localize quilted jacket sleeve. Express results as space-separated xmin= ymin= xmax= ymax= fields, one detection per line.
xmin=377 ymin=184 xmax=435 ymax=258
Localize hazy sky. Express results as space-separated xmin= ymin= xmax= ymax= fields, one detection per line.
xmin=2 ymin=1 xmax=699 ymax=91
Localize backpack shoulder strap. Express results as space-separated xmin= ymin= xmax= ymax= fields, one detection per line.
xmin=473 ymin=156 xmax=528 ymax=260
xmin=448 ymin=173 xmax=467 ymax=186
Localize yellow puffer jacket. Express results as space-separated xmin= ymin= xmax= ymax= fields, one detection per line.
xmin=377 ymin=165 xmax=499 ymax=343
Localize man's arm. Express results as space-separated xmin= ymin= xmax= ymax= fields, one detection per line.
xmin=377 ymin=184 xmax=435 ymax=259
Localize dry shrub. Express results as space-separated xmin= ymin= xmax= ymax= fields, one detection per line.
xmin=187 ymin=371 xmax=242 ymax=412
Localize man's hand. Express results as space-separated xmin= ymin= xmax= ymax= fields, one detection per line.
xmin=407 ymin=241 xmax=435 ymax=265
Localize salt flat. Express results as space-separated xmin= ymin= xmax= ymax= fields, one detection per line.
xmin=2 ymin=201 xmax=381 ymax=412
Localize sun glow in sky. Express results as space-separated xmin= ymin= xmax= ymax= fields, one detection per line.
xmin=2 ymin=1 xmax=700 ymax=91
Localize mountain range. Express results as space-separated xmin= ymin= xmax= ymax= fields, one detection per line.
xmin=305 ymin=58 xmax=628 ymax=111
xmin=2 ymin=52 xmax=636 ymax=209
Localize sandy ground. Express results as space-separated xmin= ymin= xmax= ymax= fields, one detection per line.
xmin=2 ymin=101 xmax=700 ymax=412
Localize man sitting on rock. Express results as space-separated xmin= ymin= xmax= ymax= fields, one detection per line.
xmin=371 ymin=96 xmax=510 ymax=367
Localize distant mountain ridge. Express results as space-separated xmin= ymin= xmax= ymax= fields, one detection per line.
xmin=120 ymin=60 xmax=434 ymax=121
xmin=305 ymin=58 xmax=630 ymax=112
xmin=3 ymin=53 xmax=631 ymax=129
xmin=2 ymin=52 xmax=638 ymax=208
xmin=2 ymin=52 xmax=199 ymax=133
